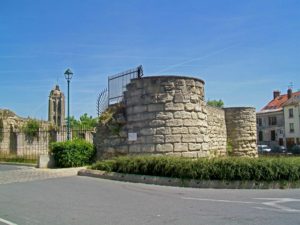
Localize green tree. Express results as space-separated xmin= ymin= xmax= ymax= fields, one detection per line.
xmin=207 ymin=99 xmax=224 ymax=108
xmin=67 ymin=113 xmax=97 ymax=129
xmin=79 ymin=113 xmax=98 ymax=128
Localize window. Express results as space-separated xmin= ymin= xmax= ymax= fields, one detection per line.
xmin=289 ymin=108 xmax=294 ymax=118
xmin=289 ymin=123 xmax=294 ymax=133
xmin=268 ymin=116 xmax=277 ymax=126
xmin=258 ymin=131 xmax=263 ymax=141
xmin=271 ymin=130 xmax=276 ymax=141
xmin=257 ymin=118 xmax=262 ymax=126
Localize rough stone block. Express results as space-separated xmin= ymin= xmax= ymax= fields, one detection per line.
xmin=140 ymin=128 xmax=156 ymax=136
xmin=189 ymin=143 xmax=202 ymax=151
xmin=156 ymin=127 xmax=172 ymax=135
xmin=126 ymin=97 xmax=141 ymax=106
xmin=196 ymin=135 xmax=204 ymax=142
xmin=195 ymin=81 xmax=203 ymax=87
xmin=174 ymin=111 xmax=191 ymax=119
xmin=141 ymin=144 xmax=156 ymax=152
xmin=149 ymin=120 xmax=165 ymax=127
xmin=166 ymin=119 xmax=183 ymax=127
xmin=183 ymin=119 xmax=200 ymax=126
xmin=156 ymin=112 xmax=173 ymax=120
xmin=175 ymin=79 xmax=185 ymax=86
xmin=190 ymin=95 xmax=199 ymax=103
xmin=156 ymin=144 xmax=173 ymax=152
xmin=174 ymin=93 xmax=189 ymax=103
xmin=185 ymin=103 xmax=195 ymax=111
xmin=182 ymin=135 xmax=197 ymax=143
xmin=148 ymin=104 xmax=164 ymax=112
xmin=188 ymin=127 xmax=199 ymax=134
xmin=165 ymin=135 xmax=181 ymax=143
xmin=198 ymin=113 xmax=207 ymax=120
xmin=202 ymin=143 xmax=209 ymax=151
xmin=191 ymin=112 xmax=198 ymax=119
xmin=185 ymin=79 xmax=195 ymax=87
xmin=195 ymin=105 xmax=202 ymax=112
xmin=156 ymin=93 xmax=173 ymax=103
xmin=142 ymin=112 xmax=156 ymax=120
xmin=174 ymin=143 xmax=188 ymax=152
xmin=151 ymin=135 xmax=165 ymax=144
xmin=172 ymin=127 xmax=188 ymax=134
xmin=165 ymin=103 xmax=184 ymax=111
xmin=134 ymin=105 xmax=147 ymax=114
xmin=130 ymin=89 xmax=143 ymax=97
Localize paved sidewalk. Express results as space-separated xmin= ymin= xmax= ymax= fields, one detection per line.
xmin=0 ymin=164 xmax=84 ymax=184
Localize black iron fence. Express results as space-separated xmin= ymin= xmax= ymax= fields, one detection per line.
xmin=108 ymin=65 xmax=143 ymax=105
xmin=0 ymin=128 xmax=94 ymax=161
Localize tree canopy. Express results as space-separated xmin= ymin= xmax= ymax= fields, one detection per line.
xmin=68 ymin=113 xmax=98 ymax=129
xmin=207 ymin=99 xmax=224 ymax=108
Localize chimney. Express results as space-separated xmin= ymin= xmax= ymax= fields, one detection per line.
xmin=287 ymin=88 xmax=292 ymax=99
xmin=273 ymin=90 xmax=280 ymax=99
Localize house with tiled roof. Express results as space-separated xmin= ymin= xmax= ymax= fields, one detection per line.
xmin=282 ymin=94 xmax=300 ymax=148
xmin=256 ymin=89 xmax=300 ymax=149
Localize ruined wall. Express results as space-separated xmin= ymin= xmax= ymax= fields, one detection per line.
xmin=94 ymin=76 xmax=258 ymax=159
xmin=224 ymin=107 xmax=257 ymax=157
xmin=206 ymin=106 xmax=227 ymax=156
xmin=0 ymin=109 xmax=93 ymax=157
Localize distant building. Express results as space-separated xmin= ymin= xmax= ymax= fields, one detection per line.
xmin=282 ymin=94 xmax=300 ymax=148
xmin=48 ymin=85 xmax=65 ymax=127
xmin=257 ymin=89 xmax=300 ymax=148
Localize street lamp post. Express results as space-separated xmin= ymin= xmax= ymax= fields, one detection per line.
xmin=64 ymin=68 xmax=73 ymax=140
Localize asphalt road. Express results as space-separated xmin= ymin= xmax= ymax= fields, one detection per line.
xmin=0 ymin=164 xmax=300 ymax=225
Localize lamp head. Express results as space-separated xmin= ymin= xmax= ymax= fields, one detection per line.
xmin=64 ymin=68 xmax=73 ymax=81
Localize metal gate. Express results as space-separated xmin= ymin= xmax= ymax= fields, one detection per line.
xmin=108 ymin=65 xmax=143 ymax=105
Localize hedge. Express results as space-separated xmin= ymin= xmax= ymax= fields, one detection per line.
xmin=91 ymin=156 xmax=300 ymax=181
xmin=51 ymin=139 xmax=95 ymax=168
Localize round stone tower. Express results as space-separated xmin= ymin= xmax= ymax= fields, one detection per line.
xmin=118 ymin=76 xmax=210 ymax=157
xmin=224 ymin=107 xmax=257 ymax=157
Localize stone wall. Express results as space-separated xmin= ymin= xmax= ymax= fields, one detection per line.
xmin=206 ymin=106 xmax=227 ymax=156
xmin=0 ymin=110 xmax=50 ymax=155
xmin=94 ymin=76 xmax=258 ymax=159
xmin=0 ymin=109 xmax=94 ymax=157
xmin=224 ymin=107 xmax=257 ymax=157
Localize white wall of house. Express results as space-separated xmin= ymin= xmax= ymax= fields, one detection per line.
xmin=256 ymin=109 xmax=285 ymax=147
xmin=284 ymin=104 xmax=300 ymax=146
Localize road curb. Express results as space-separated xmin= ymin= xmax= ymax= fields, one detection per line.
xmin=78 ymin=169 xmax=300 ymax=189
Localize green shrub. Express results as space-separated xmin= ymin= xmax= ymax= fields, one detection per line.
xmin=23 ymin=119 xmax=40 ymax=142
xmin=91 ymin=156 xmax=300 ymax=181
xmin=51 ymin=139 xmax=96 ymax=168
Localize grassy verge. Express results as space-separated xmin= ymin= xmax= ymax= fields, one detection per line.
xmin=0 ymin=154 xmax=37 ymax=164
xmin=91 ymin=156 xmax=300 ymax=182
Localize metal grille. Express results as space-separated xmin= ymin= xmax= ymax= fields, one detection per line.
xmin=108 ymin=65 xmax=143 ymax=105
xmin=0 ymin=127 xmax=94 ymax=162
xmin=96 ymin=88 xmax=108 ymax=117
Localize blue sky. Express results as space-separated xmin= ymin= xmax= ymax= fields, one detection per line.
xmin=0 ymin=0 xmax=299 ymax=119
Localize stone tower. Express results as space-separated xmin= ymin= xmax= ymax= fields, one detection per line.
xmin=48 ymin=85 xmax=65 ymax=127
